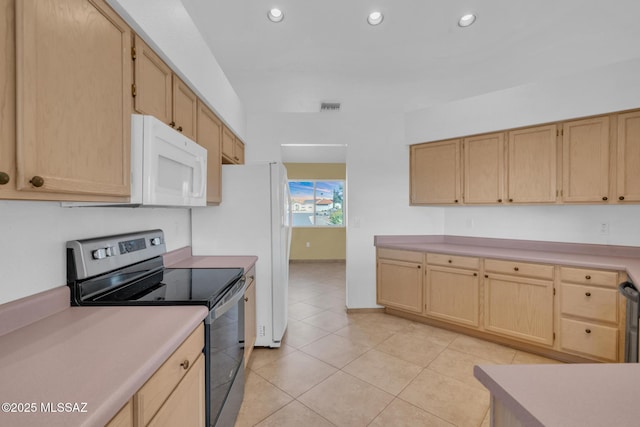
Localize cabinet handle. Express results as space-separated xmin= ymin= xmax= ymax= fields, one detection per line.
xmin=244 ymin=296 xmax=249 ymax=302
xmin=585 ymin=292 xmax=591 ymax=297
xmin=169 ymin=121 xmax=176 ymax=128
xmin=619 ymin=196 xmax=625 ymax=201
xmin=417 ymin=265 xmax=421 ymax=269
xmin=177 ymin=126 xmax=183 ymax=132
xmin=585 ymin=275 xmax=591 ymax=280
xmin=602 ymin=196 xmax=608 ymax=201
xmin=585 ymin=329 xmax=591 ymax=334
xmin=484 ymin=274 xmax=489 ymax=278
xmin=454 ymin=199 xmax=459 ymax=203
xmin=0 ymin=171 xmax=9 ymax=185
xmin=180 ymin=359 xmax=190 ymax=370
xmin=29 ymin=176 xmax=45 ymax=187
xmin=448 ymin=259 xmax=452 ymax=263
xmin=473 ymin=273 xmax=478 ymax=277
xmin=508 ymin=198 xmax=513 ymax=202
xmin=513 ymin=267 xmax=519 ymax=272
xmin=497 ymin=199 xmax=502 ymax=203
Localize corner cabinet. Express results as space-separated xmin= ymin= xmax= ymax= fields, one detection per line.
xmin=376 ymin=248 xmax=424 ymax=314
xmin=14 ymin=0 xmax=131 ymax=198
xmin=410 ymin=139 xmax=461 ymax=205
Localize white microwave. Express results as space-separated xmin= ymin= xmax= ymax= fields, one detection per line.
xmin=64 ymin=115 xmax=207 ymax=207
xmin=131 ymin=114 xmax=207 ymax=207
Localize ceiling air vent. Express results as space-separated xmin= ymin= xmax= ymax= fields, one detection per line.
xmin=320 ymin=102 xmax=341 ymax=112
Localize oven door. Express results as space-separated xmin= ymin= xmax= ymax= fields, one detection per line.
xmin=206 ymin=278 xmax=247 ymax=427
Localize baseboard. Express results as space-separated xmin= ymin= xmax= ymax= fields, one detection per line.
xmin=346 ymin=307 xmax=386 ymax=314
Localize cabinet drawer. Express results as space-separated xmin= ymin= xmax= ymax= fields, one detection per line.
xmin=136 ymin=323 xmax=204 ymax=426
xmin=377 ymin=248 xmax=423 ymax=263
xmin=560 ymin=318 xmax=618 ymax=362
xmin=560 ymin=284 xmax=618 ymax=323
xmin=484 ymin=259 xmax=554 ymax=279
xmin=427 ymin=253 xmax=480 ymax=269
xmin=560 ymin=267 xmax=618 ymax=288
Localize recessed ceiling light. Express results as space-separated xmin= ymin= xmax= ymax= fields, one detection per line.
xmin=367 ymin=11 xmax=384 ymax=26
xmin=268 ymin=8 xmax=284 ymax=23
xmin=458 ymin=13 xmax=476 ymax=27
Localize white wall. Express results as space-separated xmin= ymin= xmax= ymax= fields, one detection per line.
xmin=0 ymin=202 xmax=190 ymax=305
xmin=407 ymin=57 xmax=640 ymax=248
xmin=106 ymin=0 xmax=246 ymax=138
xmin=246 ymin=112 xmax=444 ymax=308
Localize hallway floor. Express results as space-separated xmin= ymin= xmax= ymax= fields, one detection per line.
xmin=235 ymin=262 xmax=560 ymax=427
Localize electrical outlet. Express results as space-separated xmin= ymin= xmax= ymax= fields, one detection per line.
xmin=600 ymin=223 xmax=610 ymax=234
xmin=306 ymin=241 xmax=311 ymax=248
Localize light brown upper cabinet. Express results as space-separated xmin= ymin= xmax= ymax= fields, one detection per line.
xmin=172 ymin=76 xmax=198 ymax=141
xmin=132 ymin=35 xmax=172 ymax=124
xmin=616 ymin=110 xmax=640 ymax=202
xmin=222 ymin=125 xmax=245 ymax=164
xmin=410 ymin=139 xmax=461 ymax=205
xmin=133 ymin=36 xmax=197 ymax=141
xmin=13 ymin=0 xmax=131 ymax=198
xmin=506 ymin=124 xmax=558 ymax=203
xmin=463 ymin=132 xmax=505 ymax=204
xmin=562 ymin=116 xmax=610 ymax=203
xmin=196 ymin=100 xmax=222 ymax=204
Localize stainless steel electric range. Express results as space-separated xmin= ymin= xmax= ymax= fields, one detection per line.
xmin=66 ymin=229 xmax=246 ymax=427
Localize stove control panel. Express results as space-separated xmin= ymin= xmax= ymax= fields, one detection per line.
xmin=67 ymin=230 xmax=166 ymax=280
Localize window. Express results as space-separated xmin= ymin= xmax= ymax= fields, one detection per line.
xmin=289 ymin=180 xmax=344 ymax=227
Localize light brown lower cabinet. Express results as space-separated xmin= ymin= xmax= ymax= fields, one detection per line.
xmin=105 ymin=323 xmax=205 ymax=427
xmin=376 ymin=249 xmax=424 ymax=314
xmin=244 ymin=267 xmax=257 ymax=367
xmin=376 ymin=251 xmax=624 ymax=362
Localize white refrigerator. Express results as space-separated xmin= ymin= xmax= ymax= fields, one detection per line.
xmin=191 ymin=162 xmax=291 ymax=347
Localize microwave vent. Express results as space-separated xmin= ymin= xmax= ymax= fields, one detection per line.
xmin=320 ymin=102 xmax=341 ymax=112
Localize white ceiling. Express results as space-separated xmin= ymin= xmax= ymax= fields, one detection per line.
xmin=181 ymin=0 xmax=640 ymax=115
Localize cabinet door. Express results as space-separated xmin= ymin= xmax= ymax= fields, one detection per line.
xmin=105 ymin=400 xmax=133 ymax=427
xmin=616 ymin=110 xmax=640 ymax=202
xmin=221 ymin=125 xmax=236 ymax=163
xmin=0 ymin=0 xmax=15 ymax=195
xmin=196 ymin=101 xmax=222 ymax=204
xmin=234 ymin=137 xmax=245 ymax=164
xmin=506 ymin=125 xmax=557 ymax=203
xmin=16 ymin=0 xmax=131 ymax=196
xmin=133 ymin=35 xmax=172 ymax=124
xmin=377 ymin=258 xmax=423 ymax=313
xmin=484 ymin=273 xmax=554 ymax=346
xmin=562 ymin=116 xmax=610 ymax=202
xmin=463 ymin=132 xmax=505 ymax=204
xmin=426 ymin=266 xmax=479 ymax=327
xmin=147 ymin=354 xmax=205 ymax=427
xmin=410 ymin=139 xmax=461 ymax=204
xmin=172 ymin=75 xmax=197 ymax=141
xmin=244 ymin=277 xmax=256 ymax=367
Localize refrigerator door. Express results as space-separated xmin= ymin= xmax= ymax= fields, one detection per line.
xmin=270 ymin=163 xmax=291 ymax=342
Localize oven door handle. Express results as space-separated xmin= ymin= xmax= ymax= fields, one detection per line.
xmin=212 ymin=278 xmax=248 ymax=320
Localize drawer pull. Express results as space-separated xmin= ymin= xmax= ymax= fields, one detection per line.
xmin=585 ymin=292 xmax=591 ymax=297
xmin=585 ymin=329 xmax=591 ymax=334
xmin=473 ymin=273 xmax=478 ymax=277
xmin=484 ymin=274 xmax=489 ymax=278
xmin=180 ymin=359 xmax=190 ymax=370
xmin=448 ymin=259 xmax=452 ymax=263
xmin=30 ymin=176 xmax=45 ymax=187
xmin=513 ymin=267 xmax=519 ymax=272
xmin=0 ymin=171 xmax=9 ymax=185
xmin=619 ymin=196 xmax=625 ymax=201
xmin=585 ymin=275 xmax=591 ymax=280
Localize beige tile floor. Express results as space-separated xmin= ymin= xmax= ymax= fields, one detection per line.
xmin=235 ymin=262 xmax=561 ymax=427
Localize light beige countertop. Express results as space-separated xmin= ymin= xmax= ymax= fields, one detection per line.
xmin=375 ymin=235 xmax=640 ymax=283
xmin=474 ymin=363 xmax=640 ymax=427
xmin=0 ymin=287 xmax=208 ymax=427
xmin=164 ymin=246 xmax=258 ymax=272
